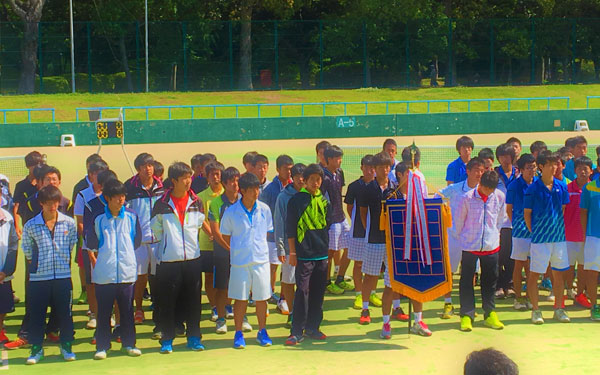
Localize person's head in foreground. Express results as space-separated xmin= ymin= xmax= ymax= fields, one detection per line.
xmin=464 ymin=348 xmax=518 ymax=375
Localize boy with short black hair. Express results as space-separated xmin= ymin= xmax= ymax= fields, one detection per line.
xmin=197 ymin=161 xmax=225 ymax=322
xmin=274 ymin=163 xmax=306 ymax=327
xmin=446 ymin=136 xmax=474 ymax=185
xmin=564 ymin=156 xmax=593 ymax=308
xmin=321 ymin=146 xmax=353 ymax=295
xmin=14 ymin=151 xmax=45 ymax=236
xmin=564 ymin=136 xmax=595 ymax=181
xmin=125 ymin=153 xmax=165 ymax=325
xmin=455 ymin=170 xmax=506 ymax=332
xmin=555 ymin=151 xmax=571 ymax=185
xmin=285 ymin=163 xmax=331 ymax=345
xmin=437 ymin=157 xmax=485 ymax=318
xmin=507 ymin=153 xmax=537 ymax=311
xmin=242 ymin=151 xmax=258 ymax=174
xmin=191 ymin=153 xmax=217 ymax=194
xmin=221 ymin=172 xmax=273 ymax=349
xmin=151 ymin=162 xmax=205 ymax=353
xmin=209 ymin=167 xmax=241 ymax=334
xmin=524 ymin=151 xmax=570 ymax=324
xmin=316 ymin=141 xmax=331 ymax=166
xmin=260 ymin=154 xmax=294 ymax=312
xmin=344 ymin=155 xmax=375 ymax=310
xmin=529 ymin=141 xmax=547 ymax=159
xmin=383 ymin=139 xmax=400 ymax=182
xmin=506 ymin=137 xmax=522 ymax=160
xmin=400 ymin=146 xmax=428 ymax=196
xmin=478 ymin=148 xmax=495 ymax=172
xmin=22 ymin=185 xmax=78 ymax=364
xmin=251 ymin=154 xmax=270 ymax=193
xmin=87 ymin=179 xmax=142 ymax=360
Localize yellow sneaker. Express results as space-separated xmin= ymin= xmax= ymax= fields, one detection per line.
xmin=353 ymin=295 xmax=362 ymax=310
xmin=441 ymin=303 xmax=454 ymax=319
xmin=369 ymin=293 xmax=383 ymax=307
xmin=460 ymin=316 xmax=472 ymax=332
xmin=484 ymin=311 xmax=504 ymax=330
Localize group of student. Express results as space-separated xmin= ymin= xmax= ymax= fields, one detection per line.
xmin=0 ymin=134 xmax=598 ymax=365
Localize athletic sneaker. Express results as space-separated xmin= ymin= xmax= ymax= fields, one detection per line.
xmin=242 ymin=316 xmax=253 ymax=332
xmin=441 ymin=303 xmax=454 ymax=319
xmin=546 ymin=291 xmax=555 ymax=302
xmin=225 ymin=305 xmax=234 ymax=319
xmin=186 ymin=336 xmax=205 ymax=351
xmin=233 ymin=331 xmax=246 ymax=349
xmin=505 ymin=288 xmax=516 ymax=298
xmin=77 ymin=290 xmax=87 ymax=305
xmin=567 ymin=288 xmax=577 ymax=300
xmin=160 ymin=339 xmax=173 ymax=354
xmin=590 ymin=304 xmax=600 ymax=321
xmin=540 ymin=278 xmax=553 ymax=291
xmin=531 ymin=309 xmax=544 ymax=325
xmin=0 ymin=330 xmax=8 ymax=344
xmin=94 ymin=350 xmax=107 ymax=360
xmin=122 ymin=346 xmax=142 ymax=356
xmin=484 ymin=311 xmax=504 ymax=330
xmin=256 ymin=329 xmax=272 ymax=346
xmin=513 ymin=297 xmax=529 ymax=311
xmin=410 ymin=321 xmax=432 ymax=336
xmin=87 ymin=313 xmax=97 ymax=329
xmin=268 ymin=295 xmax=278 ymax=305
xmin=494 ymin=289 xmax=505 ymax=299
xmin=277 ymin=299 xmax=290 ymax=315
xmin=369 ymin=293 xmax=383 ymax=307
xmin=336 ymin=279 xmax=354 ymax=291
xmin=460 ymin=316 xmax=472 ymax=332
xmin=151 ymin=330 xmax=162 ymax=340
xmin=26 ymin=346 xmax=44 ymax=365
xmin=134 ymin=310 xmax=145 ymax=324
xmin=553 ymin=308 xmax=570 ymax=323
xmin=380 ymin=323 xmax=392 ymax=339
xmin=46 ymin=331 xmax=59 ymax=343
xmin=326 ymin=282 xmax=345 ymax=295
xmin=306 ymin=330 xmax=327 ymax=340
xmin=210 ymin=307 xmax=218 ymax=322
xmin=285 ymin=315 xmax=292 ymax=329
xmin=353 ymin=295 xmax=362 ymax=310
xmin=359 ymin=309 xmax=371 ymax=325
xmin=216 ymin=318 xmax=227 ymax=334
xmin=60 ymin=342 xmax=76 ymax=361
xmin=285 ymin=335 xmax=304 ymax=346
xmin=575 ymin=293 xmax=592 ymax=308
xmin=393 ymin=307 xmax=409 ymax=321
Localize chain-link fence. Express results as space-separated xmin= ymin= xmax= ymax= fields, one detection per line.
xmin=1 ymin=18 xmax=600 ymax=94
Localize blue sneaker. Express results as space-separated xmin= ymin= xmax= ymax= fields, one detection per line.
xmin=256 ymin=328 xmax=272 ymax=347
xmin=210 ymin=307 xmax=218 ymax=322
xmin=186 ymin=336 xmax=205 ymax=351
xmin=541 ymin=278 xmax=552 ymax=291
xmin=160 ymin=339 xmax=173 ymax=354
xmin=225 ymin=304 xmax=234 ymax=319
xmin=233 ymin=331 xmax=245 ymax=349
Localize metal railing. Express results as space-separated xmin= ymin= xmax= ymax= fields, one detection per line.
xmin=586 ymin=96 xmax=600 ymax=108
xmin=0 ymin=108 xmax=55 ymax=124
xmin=75 ymin=96 xmax=571 ymax=121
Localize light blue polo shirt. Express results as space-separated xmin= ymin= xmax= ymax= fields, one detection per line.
xmin=220 ymin=200 xmax=273 ymax=267
xmin=580 ymin=179 xmax=600 ymax=238
xmin=523 ymin=177 xmax=569 ymax=244
xmin=506 ymin=176 xmax=536 ymax=239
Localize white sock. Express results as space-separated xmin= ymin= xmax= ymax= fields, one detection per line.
xmin=414 ymin=312 xmax=422 ymax=322
xmin=356 ymin=291 xmax=361 ymax=296
xmin=392 ymin=299 xmax=400 ymax=309
xmin=362 ymin=301 xmax=369 ymax=310
xmin=445 ymin=297 xmax=452 ymax=304
xmin=383 ymin=315 xmax=390 ymax=324
xmin=370 ymin=290 xmax=377 ymax=296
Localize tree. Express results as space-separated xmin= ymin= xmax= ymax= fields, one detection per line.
xmin=8 ymin=0 xmax=46 ymax=94
xmin=238 ymin=0 xmax=255 ymax=89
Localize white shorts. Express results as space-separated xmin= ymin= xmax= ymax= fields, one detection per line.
xmin=328 ymin=221 xmax=350 ymax=251
xmin=281 ymin=255 xmax=295 ymax=284
xmin=584 ymin=236 xmax=600 ymax=272
xmin=268 ymin=242 xmax=281 ymax=265
xmin=530 ymin=242 xmax=569 ymax=274
xmin=228 ymin=262 xmax=271 ymax=301
xmin=567 ymin=241 xmax=585 ymax=266
xmin=511 ymin=237 xmax=531 ymax=262
xmin=361 ymin=243 xmax=386 ymax=276
xmin=135 ymin=245 xmax=150 ymax=276
xmin=447 ymin=231 xmax=461 ymax=273
xmin=149 ymin=244 xmax=159 ymax=275
xmin=348 ymin=236 xmax=365 ymax=261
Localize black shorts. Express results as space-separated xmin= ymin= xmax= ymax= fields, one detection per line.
xmin=0 ymin=281 xmax=14 ymax=314
xmin=200 ymin=250 xmax=214 ymax=273
xmin=213 ymin=248 xmax=230 ymax=290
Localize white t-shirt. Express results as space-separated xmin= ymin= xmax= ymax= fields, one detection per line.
xmin=74 ymin=185 xmax=101 ymax=216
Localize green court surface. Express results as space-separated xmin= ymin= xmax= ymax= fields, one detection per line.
xmin=1 ymin=131 xmax=599 ymax=373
